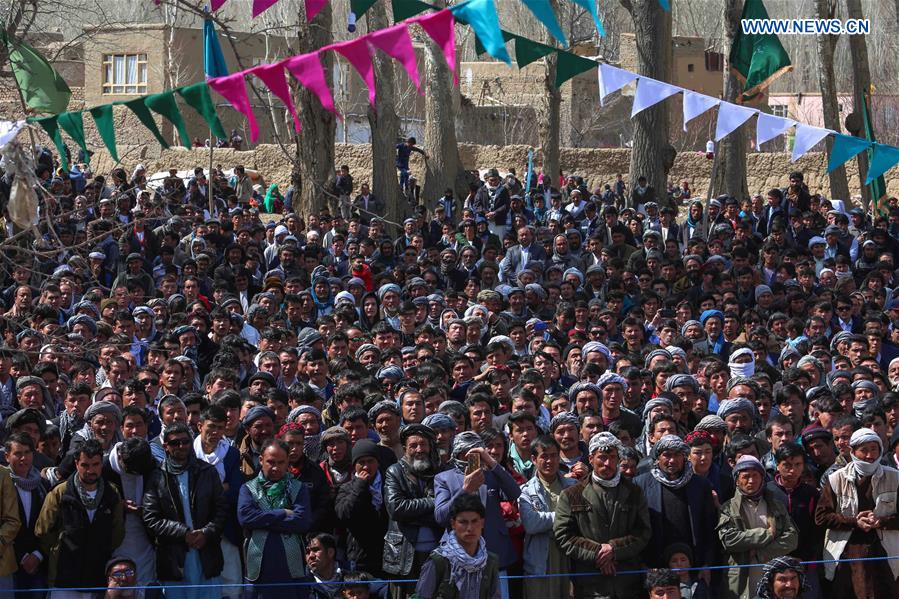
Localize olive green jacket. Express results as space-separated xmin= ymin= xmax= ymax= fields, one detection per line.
xmin=553 ymin=478 xmax=651 ymax=598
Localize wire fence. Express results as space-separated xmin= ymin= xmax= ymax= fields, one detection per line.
xmin=6 ymin=552 xmax=898 ymax=594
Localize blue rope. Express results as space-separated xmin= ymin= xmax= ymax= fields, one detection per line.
xmin=6 ymin=553 xmax=899 ymax=593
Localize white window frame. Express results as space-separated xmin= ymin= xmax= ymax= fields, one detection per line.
xmin=102 ymin=53 xmax=148 ymax=95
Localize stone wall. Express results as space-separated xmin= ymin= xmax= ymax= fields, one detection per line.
xmin=84 ymin=143 xmax=897 ymax=203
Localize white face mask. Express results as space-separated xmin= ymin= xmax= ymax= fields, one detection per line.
xmin=729 ymin=361 xmax=755 ymax=378
xmin=851 ymin=455 xmax=881 ymax=477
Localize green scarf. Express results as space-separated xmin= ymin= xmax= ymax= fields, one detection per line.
xmin=263 ymin=184 xmax=280 ymax=213
xmin=258 ymin=472 xmax=290 ymax=509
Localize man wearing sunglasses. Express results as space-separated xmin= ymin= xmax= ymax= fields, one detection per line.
xmin=143 ymin=423 xmax=227 ymax=596
xmin=104 ymin=554 xmax=138 ymax=598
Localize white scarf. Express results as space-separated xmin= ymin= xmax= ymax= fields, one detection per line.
xmin=591 ymin=471 xmax=620 ymax=488
xmin=194 ymin=436 xmax=229 ymax=481
xmin=850 ymin=456 xmax=883 ymax=479
xmin=433 ymin=532 xmax=488 ymax=595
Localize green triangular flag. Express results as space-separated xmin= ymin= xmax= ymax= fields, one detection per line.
xmin=89 ymin=105 xmax=118 ymax=163
xmin=1 ymin=31 xmax=71 ymax=114
xmin=392 ymin=0 xmax=433 ymax=21
xmin=474 ymin=30 xmax=514 ymax=57
xmin=122 ymin=98 xmax=169 ymax=149
xmin=730 ymin=0 xmax=791 ymax=101
xmin=513 ymin=35 xmax=555 ymax=68
xmin=34 ymin=115 xmax=68 ymax=172
xmin=555 ymin=51 xmax=595 ymax=87
xmin=177 ymin=82 xmax=227 ymax=140
xmin=145 ymin=90 xmax=191 ymax=148
xmin=57 ymin=112 xmax=88 ymax=164
xmin=351 ymin=0 xmax=378 ymax=18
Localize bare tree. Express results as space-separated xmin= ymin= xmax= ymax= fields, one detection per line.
xmin=711 ymin=0 xmax=748 ymax=199
xmin=365 ymin=1 xmax=404 ymax=224
xmin=421 ymin=0 xmax=467 ymax=206
xmin=619 ymin=0 xmax=674 ymax=205
xmin=845 ymin=0 xmax=873 ymax=209
xmin=538 ymin=0 xmax=562 ymax=189
xmin=814 ymin=0 xmax=849 ymax=201
xmin=292 ymin=2 xmax=337 ymax=217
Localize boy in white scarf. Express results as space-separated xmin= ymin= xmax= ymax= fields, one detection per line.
xmin=416 ymin=493 xmax=499 ymax=599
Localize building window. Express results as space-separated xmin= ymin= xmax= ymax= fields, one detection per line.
xmin=687 ymin=63 xmax=694 ymax=72
xmin=704 ymin=51 xmax=723 ymax=71
xmin=771 ymin=104 xmax=789 ymax=118
xmin=102 ymin=54 xmax=148 ymax=95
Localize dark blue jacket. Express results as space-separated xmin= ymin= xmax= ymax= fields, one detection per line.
xmin=634 ymin=471 xmax=718 ymax=568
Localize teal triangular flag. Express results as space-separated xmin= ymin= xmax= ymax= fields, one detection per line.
xmin=827 ymin=134 xmax=870 ymax=173
xmin=521 ymin=0 xmax=567 ymax=47
xmin=569 ymin=0 xmax=605 ymax=36
xmin=451 ymin=0 xmax=511 ymax=64
xmin=866 ymin=144 xmax=899 ymax=185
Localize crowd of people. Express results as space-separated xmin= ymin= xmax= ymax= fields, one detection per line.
xmin=0 ymin=142 xmax=895 ymax=599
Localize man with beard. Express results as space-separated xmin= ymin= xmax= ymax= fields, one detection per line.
xmin=754 ymin=556 xmax=807 ymax=599
xmin=634 ymin=435 xmax=717 ymax=579
xmin=36 ymin=439 xmax=124 ymax=594
xmin=716 ymin=398 xmax=757 ymax=440
xmin=238 ymin=405 xmax=275 ymax=480
xmin=422 ymin=413 xmax=456 ymax=466
xmin=383 ymin=424 xmax=444 ymax=599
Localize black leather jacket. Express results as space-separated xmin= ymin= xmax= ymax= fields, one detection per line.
xmin=142 ymin=459 xmax=227 ymax=581
xmin=382 ymin=459 xmax=444 ymax=575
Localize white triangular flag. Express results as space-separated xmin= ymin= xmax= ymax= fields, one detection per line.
xmin=0 ymin=121 xmax=25 ymax=148
xmin=631 ymin=77 xmax=683 ymax=117
xmin=598 ymin=64 xmax=638 ymax=106
xmin=683 ymin=91 xmax=720 ymax=132
xmin=715 ymin=103 xmax=757 ymax=141
xmin=791 ymin=124 xmax=833 ymax=161
xmin=756 ymin=112 xmax=797 ymax=150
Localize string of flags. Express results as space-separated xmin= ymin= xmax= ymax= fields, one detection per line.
xmin=598 ymin=63 xmax=899 ymax=185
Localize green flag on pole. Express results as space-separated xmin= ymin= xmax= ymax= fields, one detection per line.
xmin=729 ymin=0 xmax=791 ymax=101
xmin=862 ymin=92 xmax=888 ymax=214
xmin=1 ymin=30 xmax=71 ymax=114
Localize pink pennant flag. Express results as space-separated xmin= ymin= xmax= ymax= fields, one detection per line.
xmin=304 ymin=0 xmax=327 ymax=21
xmin=415 ymin=10 xmax=456 ymax=82
xmin=211 ymin=0 xmax=228 ymax=10
xmin=332 ymin=38 xmax=376 ymax=107
xmin=368 ymin=23 xmax=422 ymax=94
xmin=284 ymin=52 xmax=339 ymax=117
xmin=253 ymin=63 xmax=302 ymax=133
xmin=252 ymin=0 xmax=279 ymax=17
xmin=207 ymin=73 xmax=260 ymax=143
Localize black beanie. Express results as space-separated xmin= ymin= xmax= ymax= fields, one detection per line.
xmin=351 ymin=439 xmax=380 ymax=464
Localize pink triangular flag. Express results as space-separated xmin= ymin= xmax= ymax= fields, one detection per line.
xmin=207 ymin=73 xmax=260 ymax=143
xmin=285 ymin=52 xmax=339 ymax=117
xmin=210 ymin=0 xmax=227 ymax=10
xmin=252 ymin=0 xmax=279 ymax=17
xmin=304 ymin=0 xmax=327 ymax=20
xmin=368 ymin=23 xmax=422 ymax=94
xmin=253 ymin=63 xmax=301 ymax=133
xmin=332 ymin=38 xmax=376 ymax=107
xmin=415 ymin=10 xmax=456 ymax=82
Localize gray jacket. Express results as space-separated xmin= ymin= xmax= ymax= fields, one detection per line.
xmin=518 ymin=474 xmax=576 ymax=575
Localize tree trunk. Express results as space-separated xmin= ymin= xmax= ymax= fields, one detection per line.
xmin=711 ymin=0 xmax=748 ymax=200
xmin=422 ymin=0 xmax=468 ymax=206
xmin=846 ymin=0 xmax=873 ymax=210
xmin=366 ymin=3 xmax=405 ymax=227
xmin=815 ymin=0 xmax=849 ymax=201
xmin=294 ymin=2 xmax=336 ymax=218
xmin=539 ymin=0 xmax=562 ymax=191
xmin=620 ymin=0 xmax=675 ymax=207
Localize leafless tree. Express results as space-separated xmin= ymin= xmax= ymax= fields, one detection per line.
xmin=711 ymin=0 xmax=748 ymax=200
xmin=365 ymin=1 xmax=404 ymax=223
xmin=619 ymin=0 xmax=674 ymax=205
xmin=815 ymin=0 xmax=850 ymax=200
